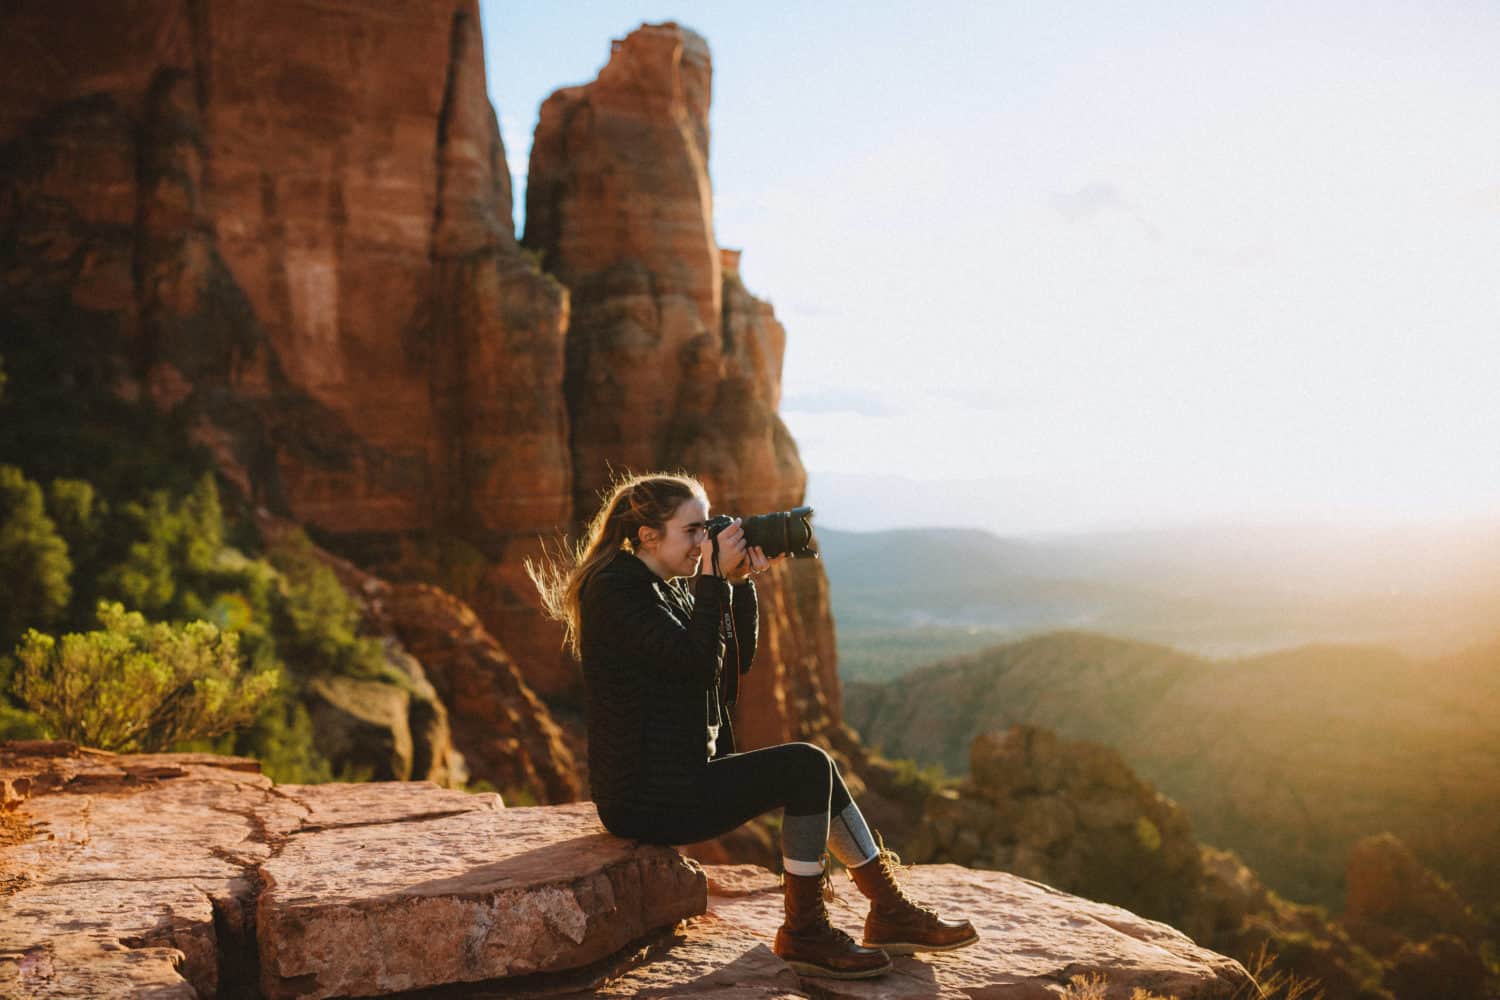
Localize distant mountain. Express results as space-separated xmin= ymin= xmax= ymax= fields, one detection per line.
xmin=844 ymin=630 xmax=1500 ymax=914
xmin=817 ymin=522 xmax=1500 ymax=679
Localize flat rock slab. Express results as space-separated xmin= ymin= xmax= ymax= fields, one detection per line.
xmin=4 ymin=743 xmax=1252 ymax=1000
xmin=1 ymin=749 xmax=273 ymax=998
xmin=564 ymin=863 xmax=1252 ymax=999
xmin=256 ymin=779 xmax=502 ymax=839
xmin=257 ymin=801 xmax=707 ymax=999
xmin=2 ymin=746 xmax=704 ymax=1000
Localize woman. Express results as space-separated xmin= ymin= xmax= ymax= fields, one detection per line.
xmin=530 ymin=473 xmax=977 ymax=979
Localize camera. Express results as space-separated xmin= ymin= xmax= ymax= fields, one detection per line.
xmin=704 ymin=506 xmax=819 ymax=560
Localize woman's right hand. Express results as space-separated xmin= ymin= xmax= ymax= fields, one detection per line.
xmin=700 ymin=519 xmax=749 ymax=578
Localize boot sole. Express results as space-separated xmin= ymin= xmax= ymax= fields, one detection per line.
xmin=863 ymin=931 xmax=980 ymax=956
xmin=783 ymin=958 xmax=893 ymax=979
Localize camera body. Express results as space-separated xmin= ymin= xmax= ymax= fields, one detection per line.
xmin=704 ymin=506 xmax=819 ymax=560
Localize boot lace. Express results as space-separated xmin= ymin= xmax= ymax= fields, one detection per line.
xmin=872 ymin=833 xmax=938 ymax=918
xmin=780 ymin=854 xmax=856 ymax=942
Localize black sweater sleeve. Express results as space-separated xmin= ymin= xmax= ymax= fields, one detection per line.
xmin=588 ymin=571 xmax=730 ymax=685
xmin=730 ymin=579 xmax=758 ymax=675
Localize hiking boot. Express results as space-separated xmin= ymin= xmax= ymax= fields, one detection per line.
xmin=848 ymin=838 xmax=980 ymax=955
xmin=774 ymin=865 xmax=892 ymax=979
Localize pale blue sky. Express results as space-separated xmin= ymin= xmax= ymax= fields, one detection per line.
xmin=479 ymin=2 xmax=1500 ymax=536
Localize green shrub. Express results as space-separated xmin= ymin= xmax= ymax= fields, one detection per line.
xmin=11 ymin=599 xmax=278 ymax=752
xmin=891 ymin=755 xmax=952 ymax=798
xmin=266 ymin=526 xmax=397 ymax=687
xmin=0 ymin=464 xmax=73 ymax=649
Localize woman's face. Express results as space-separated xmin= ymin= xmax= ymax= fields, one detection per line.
xmin=638 ymin=496 xmax=710 ymax=580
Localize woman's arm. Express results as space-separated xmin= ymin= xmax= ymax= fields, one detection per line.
xmin=587 ymin=572 xmax=730 ymax=684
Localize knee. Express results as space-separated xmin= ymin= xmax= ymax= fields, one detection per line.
xmin=787 ymin=742 xmax=833 ymax=785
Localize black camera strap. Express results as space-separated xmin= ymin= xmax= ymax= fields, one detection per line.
xmin=709 ymin=533 xmax=742 ymax=705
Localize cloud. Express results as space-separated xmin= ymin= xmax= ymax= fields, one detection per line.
xmin=1051 ymin=181 xmax=1162 ymax=242
xmin=1051 ymin=181 xmax=1130 ymax=222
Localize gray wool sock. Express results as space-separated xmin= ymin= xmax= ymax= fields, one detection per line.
xmin=827 ymin=801 xmax=879 ymax=868
xmin=782 ymin=810 xmax=830 ymax=875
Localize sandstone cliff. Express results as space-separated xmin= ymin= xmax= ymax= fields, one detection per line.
xmin=0 ymin=0 xmax=573 ymax=704
xmin=523 ymin=22 xmax=842 ymax=749
xmin=0 ymin=4 xmax=848 ymax=776
xmin=0 ymin=741 xmax=1255 ymax=999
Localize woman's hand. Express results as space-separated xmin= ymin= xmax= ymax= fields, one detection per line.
xmin=700 ymin=519 xmax=749 ymax=579
xmin=730 ymin=545 xmax=789 ymax=583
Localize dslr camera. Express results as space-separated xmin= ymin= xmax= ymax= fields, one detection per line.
xmin=704 ymin=506 xmax=819 ymax=560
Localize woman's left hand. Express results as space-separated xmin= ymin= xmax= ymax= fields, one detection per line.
xmin=732 ymin=546 xmax=787 ymax=583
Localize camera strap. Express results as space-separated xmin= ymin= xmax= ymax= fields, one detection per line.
xmin=709 ymin=533 xmax=742 ymax=705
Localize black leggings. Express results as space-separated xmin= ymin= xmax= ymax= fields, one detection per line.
xmin=602 ymin=741 xmax=853 ymax=845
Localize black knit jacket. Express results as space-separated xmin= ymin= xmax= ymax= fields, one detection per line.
xmin=579 ymin=550 xmax=758 ymax=825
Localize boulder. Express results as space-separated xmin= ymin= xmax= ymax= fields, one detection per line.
xmin=0 ymin=743 xmax=704 ymax=999
xmin=0 ymin=743 xmax=274 ymax=998
xmin=256 ymin=801 xmax=705 ymax=999
xmin=562 ymin=862 xmax=1254 ymax=999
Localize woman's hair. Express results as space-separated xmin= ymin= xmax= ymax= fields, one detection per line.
xmin=526 ymin=472 xmax=707 ymax=658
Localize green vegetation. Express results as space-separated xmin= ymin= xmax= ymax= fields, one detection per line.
xmin=0 ymin=464 xmax=73 ymax=642
xmin=886 ymin=754 xmax=953 ymax=800
xmin=0 ymin=452 xmax=399 ymax=782
xmin=846 ymin=627 xmax=1500 ymax=938
xmin=11 ymin=600 xmax=278 ymax=752
xmin=836 ymin=624 xmax=1013 ymax=683
xmin=0 ymin=332 xmax=426 ymax=781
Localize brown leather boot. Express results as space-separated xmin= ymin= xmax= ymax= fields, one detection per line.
xmin=848 ymin=839 xmax=980 ymax=955
xmin=773 ymin=865 xmax=892 ymax=979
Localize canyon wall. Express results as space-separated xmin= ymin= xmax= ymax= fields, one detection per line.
xmin=0 ymin=5 xmax=844 ymax=781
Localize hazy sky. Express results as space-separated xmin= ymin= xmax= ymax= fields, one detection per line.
xmin=479 ymin=2 xmax=1500 ymax=537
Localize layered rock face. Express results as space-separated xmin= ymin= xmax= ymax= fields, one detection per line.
xmin=2 ymin=6 xmax=846 ymax=762
xmin=524 ymin=23 xmax=843 ymax=749
xmin=0 ymin=0 xmax=573 ymax=699
xmin=254 ymin=509 xmax=579 ymax=802
xmin=1 ymin=742 xmax=1253 ymax=999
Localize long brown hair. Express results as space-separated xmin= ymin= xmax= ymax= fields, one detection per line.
xmin=526 ymin=472 xmax=707 ymax=658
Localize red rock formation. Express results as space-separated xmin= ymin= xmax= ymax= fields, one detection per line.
xmin=524 ymin=22 xmax=845 ymax=751
xmin=1341 ymin=832 xmax=1484 ymax=957
xmin=0 ymin=0 xmax=575 ymax=697
xmin=0 ymin=743 xmax=700 ymax=999
xmin=1 ymin=7 xmax=852 ymax=801
xmin=1 ymin=742 xmax=1255 ymax=999
xmin=254 ymin=509 xmax=579 ymax=802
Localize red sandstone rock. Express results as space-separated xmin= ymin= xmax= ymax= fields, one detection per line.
xmin=257 ymin=801 xmax=705 ymax=999
xmin=1341 ymin=832 xmax=1484 ymax=957
xmin=0 ymin=744 xmax=705 ymax=999
xmin=0 ymin=0 xmax=575 ymax=699
xmin=524 ymin=22 xmax=845 ymax=753
xmin=1 ymin=744 xmax=1262 ymax=999
xmin=378 ymin=581 xmax=581 ymax=802
xmin=254 ymin=507 xmax=578 ymax=801
xmin=0 ymin=743 xmax=275 ymax=997
xmin=561 ymin=862 xmax=1253 ymax=999
xmin=1 ymin=3 xmax=854 ymax=799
